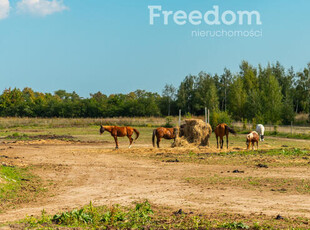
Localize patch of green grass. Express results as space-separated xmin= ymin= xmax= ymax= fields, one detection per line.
xmin=265 ymin=131 xmax=310 ymax=140
xmin=5 ymin=132 xmax=29 ymax=140
xmin=184 ymin=175 xmax=310 ymax=195
xmin=22 ymin=201 xmax=156 ymax=229
xmin=17 ymin=201 xmax=310 ymax=229
xmin=0 ymin=166 xmax=44 ymax=211
xmin=219 ymin=221 xmax=249 ymax=229
xmin=150 ymin=148 xmax=310 ymax=168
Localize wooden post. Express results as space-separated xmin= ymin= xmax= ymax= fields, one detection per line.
xmin=179 ymin=109 xmax=181 ymax=127
xmin=291 ymin=121 xmax=293 ymax=135
xmin=208 ymin=109 xmax=210 ymax=124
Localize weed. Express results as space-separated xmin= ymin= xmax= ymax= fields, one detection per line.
xmin=219 ymin=221 xmax=249 ymax=229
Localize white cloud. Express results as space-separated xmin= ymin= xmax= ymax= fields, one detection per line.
xmin=0 ymin=0 xmax=10 ymax=19
xmin=17 ymin=0 xmax=68 ymax=16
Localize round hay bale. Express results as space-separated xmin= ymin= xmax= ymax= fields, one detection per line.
xmin=172 ymin=119 xmax=212 ymax=147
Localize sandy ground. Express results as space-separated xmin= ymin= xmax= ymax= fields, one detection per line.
xmin=0 ymin=140 xmax=310 ymax=223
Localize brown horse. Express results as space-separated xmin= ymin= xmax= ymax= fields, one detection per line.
xmin=100 ymin=125 xmax=139 ymax=149
xmin=214 ymin=123 xmax=236 ymax=149
xmin=246 ymin=131 xmax=259 ymax=150
xmin=152 ymin=127 xmax=178 ymax=148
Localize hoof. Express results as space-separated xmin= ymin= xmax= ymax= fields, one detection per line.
xmin=128 ymin=145 xmax=132 ymax=149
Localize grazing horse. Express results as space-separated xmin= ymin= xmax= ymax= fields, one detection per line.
xmin=100 ymin=125 xmax=139 ymax=149
xmin=214 ymin=123 xmax=236 ymax=149
xmin=152 ymin=127 xmax=178 ymax=148
xmin=246 ymin=131 xmax=259 ymax=150
xmin=256 ymin=124 xmax=265 ymax=141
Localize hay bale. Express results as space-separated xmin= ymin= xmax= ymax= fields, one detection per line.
xmin=172 ymin=119 xmax=212 ymax=147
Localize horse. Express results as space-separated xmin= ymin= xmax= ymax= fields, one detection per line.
xmin=152 ymin=127 xmax=178 ymax=148
xmin=214 ymin=123 xmax=236 ymax=149
xmin=100 ymin=125 xmax=139 ymax=149
xmin=246 ymin=131 xmax=259 ymax=150
xmin=256 ymin=124 xmax=265 ymax=141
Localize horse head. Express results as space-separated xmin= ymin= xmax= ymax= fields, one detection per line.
xmin=99 ymin=125 xmax=105 ymax=135
xmin=178 ymin=124 xmax=185 ymax=137
xmin=246 ymin=134 xmax=251 ymax=149
xmin=173 ymin=127 xmax=179 ymax=137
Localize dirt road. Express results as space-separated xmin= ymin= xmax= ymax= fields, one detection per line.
xmin=0 ymin=142 xmax=310 ymax=223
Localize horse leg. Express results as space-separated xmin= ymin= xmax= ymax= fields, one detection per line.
xmin=216 ymin=136 xmax=219 ymax=149
xmin=157 ymin=137 xmax=160 ymax=148
xmin=114 ymin=136 xmax=119 ymax=149
xmin=226 ymin=134 xmax=229 ymax=149
xmin=221 ymin=138 xmax=224 ymax=149
xmin=128 ymin=135 xmax=133 ymax=148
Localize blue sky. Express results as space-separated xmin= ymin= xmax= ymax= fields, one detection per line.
xmin=0 ymin=0 xmax=310 ymax=97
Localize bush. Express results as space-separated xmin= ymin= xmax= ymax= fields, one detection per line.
xmin=242 ymin=118 xmax=248 ymax=131
xmin=164 ymin=116 xmax=174 ymax=128
xmin=252 ymin=118 xmax=257 ymax=130
xmin=210 ymin=111 xmax=232 ymax=129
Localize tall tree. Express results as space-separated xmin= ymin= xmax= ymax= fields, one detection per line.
xmin=228 ymin=76 xmax=247 ymax=120
xmin=194 ymin=72 xmax=219 ymax=113
xmin=162 ymin=84 xmax=176 ymax=116
xmin=219 ymin=68 xmax=232 ymax=111
xmin=177 ymin=75 xmax=196 ymax=114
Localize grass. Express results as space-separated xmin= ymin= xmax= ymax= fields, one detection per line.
xmin=184 ymin=175 xmax=310 ymax=195
xmin=15 ymin=201 xmax=309 ymax=229
xmin=265 ymin=131 xmax=310 ymax=140
xmin=0 ymin=117 xmax=170 ymax=129
xmin=148 ymin=148 xmax=310 ymax=168
xmin=0 ymin=165 xmax=45 ymax=212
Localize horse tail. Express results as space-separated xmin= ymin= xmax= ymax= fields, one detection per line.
xmin=152 ymin=129 xmax=156 ymax=147
xmin=133 ymin=128 xmax=140 ymax=140
xmin=226 ymin=125 xmax=237 ymax=136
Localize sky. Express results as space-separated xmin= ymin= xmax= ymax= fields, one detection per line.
xmin=0 ymin=0 xmax=310 ymax=97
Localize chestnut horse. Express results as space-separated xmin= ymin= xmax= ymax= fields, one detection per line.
xmin=214 ymin=123 xmax=237 ymax=149
xmin=100 ymin=125 xmax=139 ymax=149
xmin=246 ymin=131 xmax=259 ymax=150
xmin=152 ymin=127 xmax=178 ymax=148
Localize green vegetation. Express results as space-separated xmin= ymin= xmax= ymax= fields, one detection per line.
xmin=19 ymin=201 xmax=307 ymax=229
xmin=265 ymin=131 xmax=310 ymax=140
xmin=0 ymin=61 xmax=309 ymax=125
xmin=0 ymin=166 xmax=44 ymax=211
xmin=150 ymin=148 xmax=310 ymax=168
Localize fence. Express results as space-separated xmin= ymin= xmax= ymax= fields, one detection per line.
xmin=232 ymin=122 xmax=310 ymax=135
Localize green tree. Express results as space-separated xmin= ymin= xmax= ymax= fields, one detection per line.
xmin=194 ymin=72 xmax=219 ymax=113
xmin=261 ymin=74 xmax=283 ymax=123
xmin=162 ymin=84 xmax=176 ymax=116
xmin=177 ymin=75 xmax=196 ymax=114
xmin=228 ymin=76 xmax=247 ymax=120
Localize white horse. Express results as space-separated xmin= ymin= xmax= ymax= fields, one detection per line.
xmin=256 ymin=124 xmax=265 ymax=141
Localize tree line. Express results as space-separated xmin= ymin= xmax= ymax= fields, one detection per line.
xmin=0 ymin=61 xmax=309 ymax=125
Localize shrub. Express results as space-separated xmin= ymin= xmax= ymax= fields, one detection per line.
xmin=210 ymin=111 xmax=232 ymax=129
xmin=164 ymin=116 xmax=174 ymax=128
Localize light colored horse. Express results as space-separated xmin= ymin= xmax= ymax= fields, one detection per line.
xmin=246 ymin=131 xmax=260 ymax=150
xmin=256 ymin=124 xmax=265 ymax=141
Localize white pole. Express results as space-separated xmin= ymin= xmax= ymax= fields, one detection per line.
xmin=205 ymin=107 xmax=207 ymax=124
xmin=179 ymin=109 xmax=181 ymax=127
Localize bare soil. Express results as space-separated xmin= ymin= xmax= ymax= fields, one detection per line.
xmin=0 ymin=139 xmax=310 ymax=223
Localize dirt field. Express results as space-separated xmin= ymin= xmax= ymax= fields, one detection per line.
xmin=0 ymin=131 xmax=310 ymax=226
